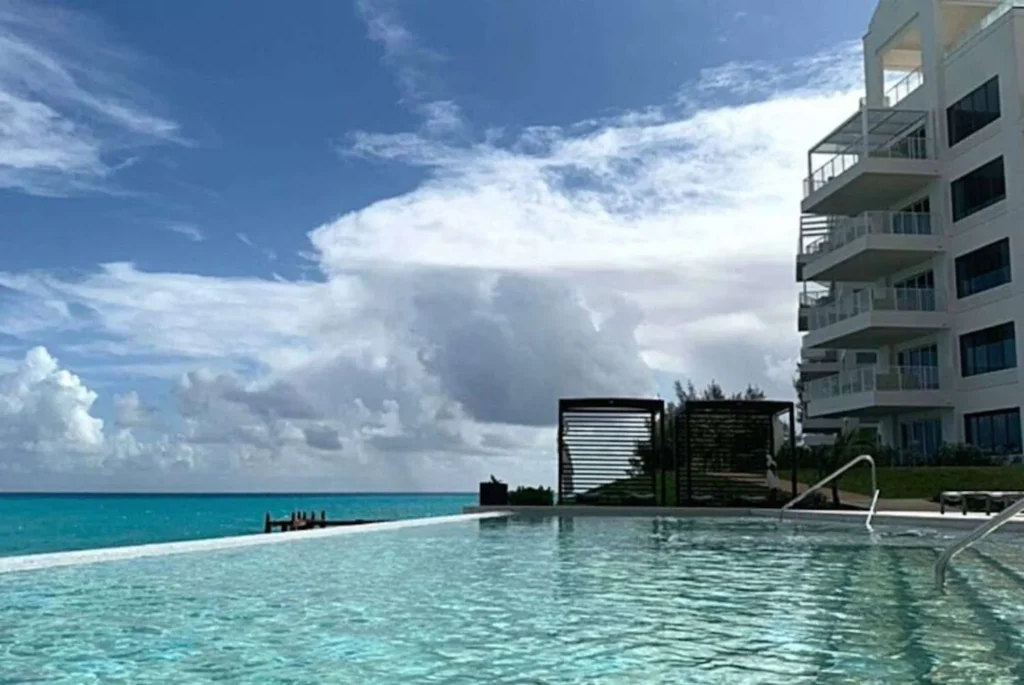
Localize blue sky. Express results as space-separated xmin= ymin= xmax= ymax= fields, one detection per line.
xmin=0 ymin=0 xmax=875 ymax=491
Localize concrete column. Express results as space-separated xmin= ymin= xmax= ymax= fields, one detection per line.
xmin=922 ymin=0 xmax=946 ymax=156
xmin=863 ymin=36 xmax=886 ymax=107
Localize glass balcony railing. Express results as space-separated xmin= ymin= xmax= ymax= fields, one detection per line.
xmin=805 ymin=134 xmax=930 ymax=196
xmin=799 ymin=288 xmax=832 ymax=308
xmin=802 ymin=211 xmax=935 ymax=258
xmin=806 ymin=365 xmax=941 ymax=401
xmin=884 ymin=67 xmax=923 ymax=106
xmin=808 ymin=287 xmax=942 ymax=332
xmin=801 ymin=349 xmax=839 ymax=364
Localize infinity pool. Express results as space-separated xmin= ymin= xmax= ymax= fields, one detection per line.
xmin=2 ymin=516 xmax=1024 ymax=683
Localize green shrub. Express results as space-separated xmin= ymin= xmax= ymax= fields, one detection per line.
xmin=934 ymin=443 xmax=990 ymax=466
xmin=508 ymin=485 xmax=554 ymax=506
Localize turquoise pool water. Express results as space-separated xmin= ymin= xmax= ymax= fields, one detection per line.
xmin=3 ymin=516 xmax=1024 ymax=683
xmin=0 ymin=493 xmax=475 ymax=556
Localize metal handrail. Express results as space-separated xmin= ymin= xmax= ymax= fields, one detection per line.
xmin=934 ymin=495 xmax=1024 ymax=592
xmin=779 ymin=454 xmax=879 ymax=530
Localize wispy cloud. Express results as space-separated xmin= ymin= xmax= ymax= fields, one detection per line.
xmin=355 ymin=0 xmax=464 ymax=134
xmin=355 ymin=0 xmax=443 ymax=104
xmin=692 ymin=41 xmax=862 ymax=101
xmin=165 ymin=223 xmax=205 ymax=242
xmin=0 ymin=0 xmax=181 ymax=196
xmin=235 ymin=232 xmax=276 ymax=261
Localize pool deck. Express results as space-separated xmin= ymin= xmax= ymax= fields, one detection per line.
xmin=463 ymin=505 xmax=1024 ymax=531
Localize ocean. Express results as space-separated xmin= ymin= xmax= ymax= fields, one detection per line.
xmin=0 ymin=493 xmax=476 ymax=557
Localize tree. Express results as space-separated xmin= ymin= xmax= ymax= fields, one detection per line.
xmin=793 ymin=374 xmax=805 ymax=424
xmin=629 ymin=380 xmax=769 ymax=476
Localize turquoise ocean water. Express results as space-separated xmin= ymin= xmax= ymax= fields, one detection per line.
xmin=0 ymin=493 xmax=475 ymax=557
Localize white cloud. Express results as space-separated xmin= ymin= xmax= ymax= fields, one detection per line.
xmin=0 ymin=347 xmax=105 ymax=468
xmin=165 ymin=223 xmax=205 ymax=242
xmin=0 ymin=0 xmax=180 ymax=196
xmin=113 ymin=390 xmax=151 ymax=428
xmin=356 ymin=0 xmax=444 ymax=106
xmin=0 ymin=42 xmax=865 ymax=490
xmin=355 ymin=0 xmax=465 ymax=134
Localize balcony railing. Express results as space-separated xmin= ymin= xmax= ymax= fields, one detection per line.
xmin=802 ymin=211 xmax=934 ymax=258
xmin=806 ymin=365 xmax=941 ymax=401
xmin=885 ymin=68 xmax=923 ymax=106
xmin=805 ymin=134 xmax=930 ymax=196
xmin=799 ymin=287 xmax=832 ymax=308
xmin=802 ymin=348 xmax=839 ymax=363
xmin=808 ymin=287 xmax=942 ymax=332
xmin=946 ymin=1 xmax=1024 ymax=60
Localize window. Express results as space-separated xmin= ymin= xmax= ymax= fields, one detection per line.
xmin=890 ymin=126 xmax=927 ymax=158
xmin=893 ymin=197 xmax=931 ymax=235
xmin=854 ymin=352 xmax=877 ymax=365
xmin=898 ymin=344 xmax=938 ymax=368
xmin=959 ymin=322 xmax=1017 ymax=376
xmin=894 ymin=271 xmax=934 ymax=290
xmin=947 ymin=76 xmax=1000 ymax=147
xmin=893 ymin=270 xmax=935 ymax=310
xmin=901 ymin=419 xmax=942 ymax=460
xmin=956 ymin=238 xmax=1011 ymax=298
xmin=901 ymin=197 xmax=930 ymax=214
xmin=965 ymin=408 xmax=1022 ymax=455
xmin=951 ymin=157 xmax=1006 ymax=222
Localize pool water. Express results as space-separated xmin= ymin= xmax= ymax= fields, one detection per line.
xmin=3 ymin=516 xmax=1024 ymax=683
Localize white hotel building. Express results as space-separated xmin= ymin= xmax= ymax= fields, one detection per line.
xmin=796 ymin=0 xmax=1023 ymax=460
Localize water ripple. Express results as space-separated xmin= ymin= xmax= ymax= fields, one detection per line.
xmin=1 ymin=516 xmax=1023 ymax=683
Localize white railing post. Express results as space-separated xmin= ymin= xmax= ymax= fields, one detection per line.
xmin=935 ymin=494 xmax=1024 ymax=592
xmin=779 ymin=454 xmax=879 ymax=530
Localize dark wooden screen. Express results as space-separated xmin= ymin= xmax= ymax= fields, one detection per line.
xmin=674 ymin=400 xmax=796 ymax=507
xmin=557 ymin=398 xmax=666 ymax=505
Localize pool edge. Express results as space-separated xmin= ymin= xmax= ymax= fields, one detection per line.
xmin=464 ymin=505 xmax=1024 ymax=531
xmin=0 ymin=512 xmax=511 ymax=575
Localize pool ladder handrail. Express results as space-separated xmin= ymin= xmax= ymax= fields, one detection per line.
xmin=778 ymin=454 xmax=879 ymax=531
xmin=934 ymin=494 xmax=1024 ymax=592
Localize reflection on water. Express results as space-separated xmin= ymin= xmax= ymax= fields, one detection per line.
xmin=2 ymin=516 xmax=1024 ymax=683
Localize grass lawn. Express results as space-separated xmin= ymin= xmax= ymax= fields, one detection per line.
xmin=796 ymin=466 xmax=1024 ymax=500
xmin=582 ymin=471 xmax=774 ymax=506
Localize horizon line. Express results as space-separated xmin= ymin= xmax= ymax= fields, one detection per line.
xmin=0 ymin=491 xmax=478 ymax=496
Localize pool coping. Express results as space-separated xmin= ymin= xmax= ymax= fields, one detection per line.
xmin=463 ymin=505 xmax=1024 ymax=532
xmin=0 ymin=512 xmax=510 ymax=575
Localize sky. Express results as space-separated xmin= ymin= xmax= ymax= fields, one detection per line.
xmin=0 ymin=0 xmax=877 ymax=492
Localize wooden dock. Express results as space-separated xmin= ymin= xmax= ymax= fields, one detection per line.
xmin=263 ymin=511 xmax=389 ymax=533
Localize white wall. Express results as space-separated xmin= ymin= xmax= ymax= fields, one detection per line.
xmin=810 ymin=3 xmax=1024 ymax=450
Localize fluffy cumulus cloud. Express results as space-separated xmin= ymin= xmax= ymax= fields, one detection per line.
xmin=0 ymin=6 xmax=867 ymax=490
xmin=0 ymin=347 xmax=104 ymax=467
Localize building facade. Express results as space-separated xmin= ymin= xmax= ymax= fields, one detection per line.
xmin=796 ymin=0 xmax=1023 ymax=461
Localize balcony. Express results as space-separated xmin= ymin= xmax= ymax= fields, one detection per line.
xmin=798 ymin=349 xmax=840 ymax=380
xmin=804 ymin=287 xmax=948 ymax=349
xmin=800 ymin=211 xmax=943 ymax=282
xmin=797 ymin=286 xmax=832 ymax=333
xmin=802 ymin=108 xmax=940 ymax=215
xmin=805 ymin=366 xmax=952 ymax=418
xmin=944 ymin=1 xmax=1024 ymax=61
